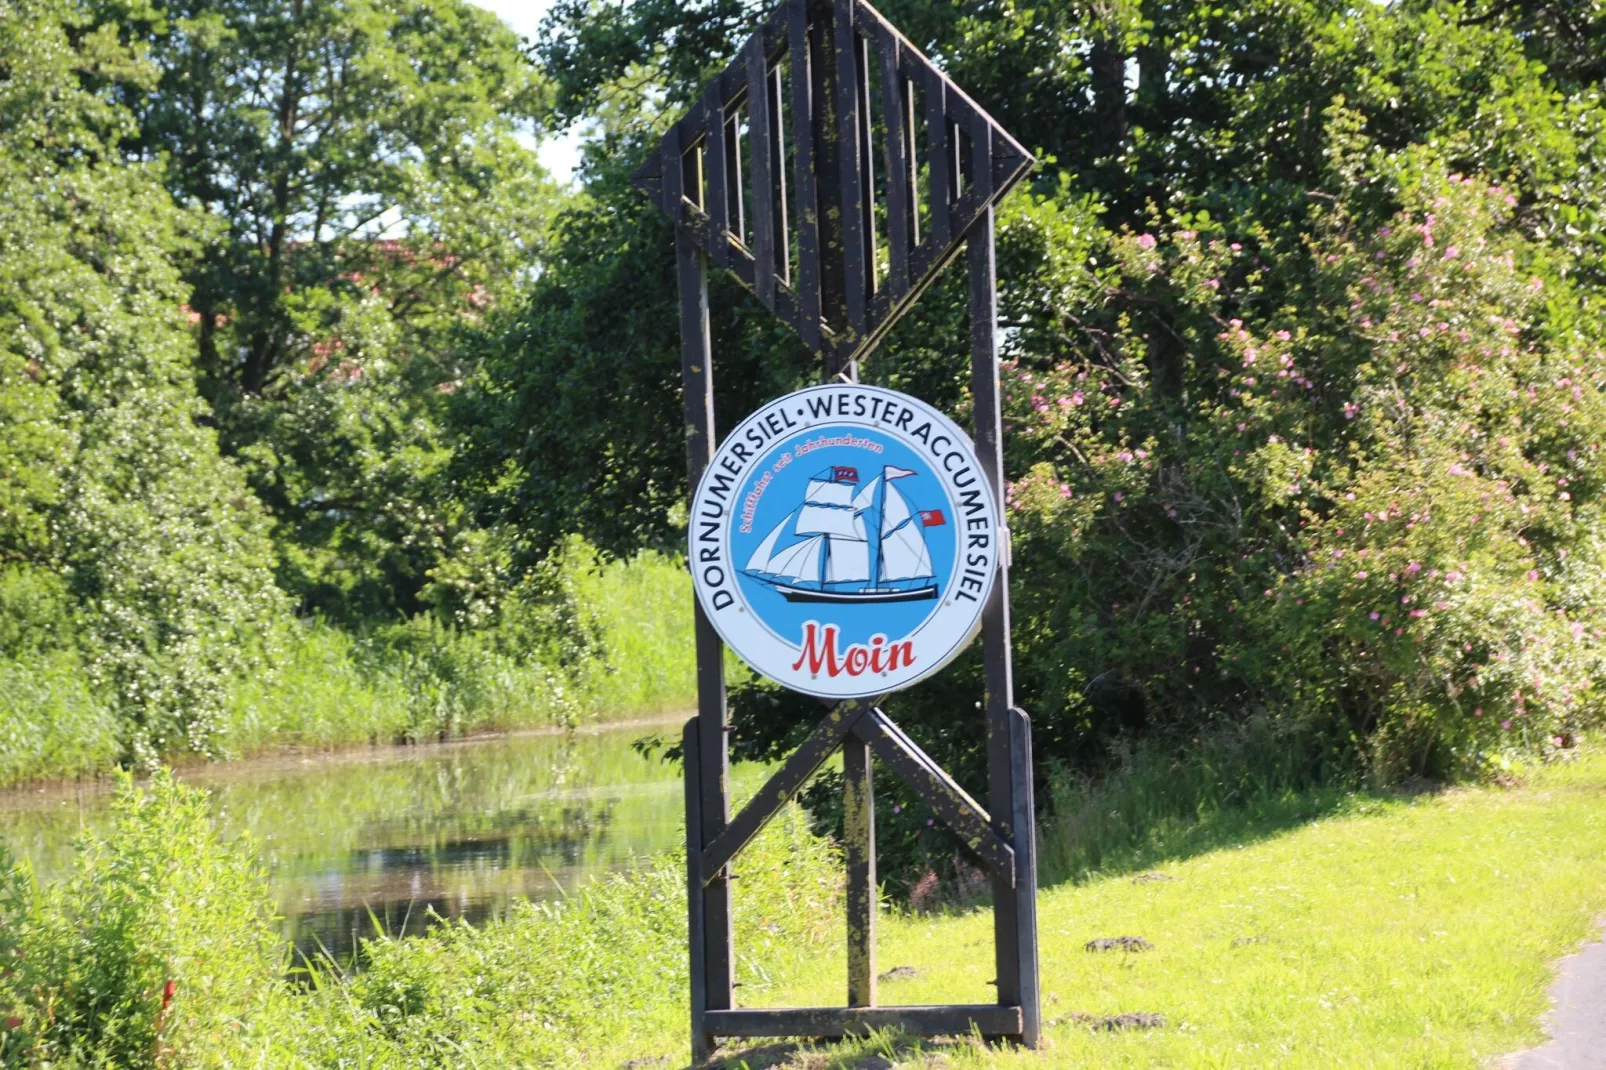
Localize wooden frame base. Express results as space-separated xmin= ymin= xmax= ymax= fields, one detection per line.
xmin=705 ymin=1004 xmax=1024 ymax=1039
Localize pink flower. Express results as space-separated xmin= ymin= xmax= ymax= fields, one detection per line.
xmin=1501 ymin=720 xmax=1512 ymax=729
xmin=1473 ymin=707 xmax=1483 ymax=717
xmin=1529 ymin=278 xmax=1544 ymax=291
xmin=1113 ymin=492 xmax=1124 ymax=502
xmin=1343 ymin=402 xmax=1359 ymax=419
xmin=1205 ymin=279 xmax=1220 ymax=290
xmin=1136 ymin=233 xmax=1157 ymax=249
xmin=1370 ymin=611 xmax=1381 ymax=620
xmin=1527 ymin=570 xmax=1540 ymax=581
xmin=1405 ymin=562 xmax=1422 ymax=574
xmin=1445 ymin=246 xmax=1459 ymax=259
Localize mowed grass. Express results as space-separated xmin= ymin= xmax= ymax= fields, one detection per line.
xmin=688 ymin=754 xmax=1606 ymax=1069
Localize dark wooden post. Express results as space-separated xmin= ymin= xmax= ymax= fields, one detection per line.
xmin=968 ymin=177 xmax=1041 ymax=1044
xmin=843 ymin=736 xmax=876 ymax=1007
xmin=677 ymin=216 xmax=734 ymax=1060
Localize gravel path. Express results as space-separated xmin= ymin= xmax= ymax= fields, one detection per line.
xmin=1507 ymin=922 xmax=1606 ymax=1070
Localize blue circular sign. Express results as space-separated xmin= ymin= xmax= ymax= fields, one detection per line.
xmin=688 ymin=384 xmax=1002 ymax=699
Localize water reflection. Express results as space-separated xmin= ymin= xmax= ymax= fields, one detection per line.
xmin=0 ymin=720 xmax=729 ymax=965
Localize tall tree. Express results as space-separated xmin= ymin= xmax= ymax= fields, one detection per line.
xmin=0 ymin=0 xmax=290 ymax=759
xmin=101 ymin=0 xmax=564 ymax=619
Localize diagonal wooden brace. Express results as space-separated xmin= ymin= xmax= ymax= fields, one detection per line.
xmin=852 ymin=708 xmax=1016 ymax=885
xmin=700 ymin=697 xmax=875 ymax=885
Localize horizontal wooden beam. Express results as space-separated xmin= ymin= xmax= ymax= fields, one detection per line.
xmin=853 ymin=708 xmax=1015 ymax=884
xmin=700 ymin=697 xmax=873 ymax=884
xmin=704 ymin=1003 xmax=1024 ymax=1038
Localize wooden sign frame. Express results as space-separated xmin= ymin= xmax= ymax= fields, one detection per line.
xmin=632 ymin=0 xmax=1039 ymax=1057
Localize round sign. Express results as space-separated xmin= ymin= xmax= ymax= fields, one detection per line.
xmin=688 ymin=383 xmax=1002 ymax=699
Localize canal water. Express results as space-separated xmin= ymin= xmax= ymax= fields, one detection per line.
xmin=0 ymin=719 xmax=752 ymax=965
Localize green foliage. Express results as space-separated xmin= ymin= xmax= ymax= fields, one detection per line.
xmin=503 ymin=0 xmax=1606 ymax=883
xmin=282 ymin=805 xmax=839 ymax=1065
xmin=1 ymin=780 xmax=840 ymax=1067
xmin=0 ymin=772 xmax=284 ymax=1067
xmin=0 ymin=0 xmax=292 ymax=763
xmin=96 ymin=0 xmax=565 ymax=623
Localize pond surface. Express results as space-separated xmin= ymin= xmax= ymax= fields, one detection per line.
xmin=0 ymin=719 xmax=745 ymax=965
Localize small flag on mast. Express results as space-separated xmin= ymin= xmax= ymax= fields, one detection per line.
xmin=919 ymin=509 xmax=946 ymax=527
xmin=885 ymin=465 xmax=918 ymax=480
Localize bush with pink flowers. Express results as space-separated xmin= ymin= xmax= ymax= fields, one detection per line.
xmin=1000 ymin=137 xmax=1606 ymax=779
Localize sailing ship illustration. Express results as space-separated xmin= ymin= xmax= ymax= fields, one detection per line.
xmin=743 ymin=465 xmax=945 ymax=603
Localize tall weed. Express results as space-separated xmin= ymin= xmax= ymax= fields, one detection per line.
xmin=0 ymin=772 xmax=284 ymax=1067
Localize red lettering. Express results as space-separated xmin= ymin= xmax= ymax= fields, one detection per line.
xmin=791 ymin=622 xmax=842 ymax=675
xmin=791 ymin=624 xmax=916 ymax=678
xmin=886 ymin=640 xmax=914 ymax=671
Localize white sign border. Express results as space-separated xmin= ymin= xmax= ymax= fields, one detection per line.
xmin=687 ymin=383 xmax=1002 ymax=699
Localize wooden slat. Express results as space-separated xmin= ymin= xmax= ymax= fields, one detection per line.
xmin=852 ymin=709 xmax=1015 ymax=882
xmin=703 ymin=78 xmax=730 ymax=267
xmin=851 ymin=181 xmax=990 ymax=363
xmin=682 ymin=717 xmax=711 ymax=1060
xmin=705 ymin=1004 xmax=1024 ymax=1038
xmin=856 ymin=33 xmax=877 ymax=301
xmin=924 ymin=68 xmax=950 ymax=250
xmin=699 ymin=699 xmax=871 ymax=884
xmin=661 ymin=127 xmax=684 ymax=222
xmin=727 ymin=108 xmax=745 ymax=246
xmin=1007 ymin=707 xmax=1042 ymax=1045
xmin=843 ymin=737 xmax=876 ymax=1008
xmin=879 ymin=39 xmax=912 ymax=299
xmin=628 ymin=147 xmax=665 ymax=212
xmin=677 ymin=209 xmax=805 ymax=335
xmin=769 ymin=65 xmax=790 ymax=286
xmin=787 ymin=0 xmax=821 ymax=350
xmin=832 ymin=0 xmax=868 ymax=346
xmin=745 ymin=37 xmax=776 ymax=308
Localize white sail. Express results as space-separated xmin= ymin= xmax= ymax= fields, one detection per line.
xmin=746 ymin=512 xmax=793 ymax=572
xmin=765 ymin=534 xmax=823 ymax=581
xmin=878 ymin=486 xmax=933 ymax=580
xmin=881 ymin=481 xmax=912 ymax=532
xmin=824 ymin=536 xmax=870 ymax=582
xmin=805 ymin=479 xmax=854 ymax=507
xmin=851 ymin=476 xmax=881 ymax=512
xmin=797 ymin=503 xmax=860 ymax=538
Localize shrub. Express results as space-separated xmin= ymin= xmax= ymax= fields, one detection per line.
xmin=1002 ymin=143 xmax=1606 ymax=781
xmin=0 ymin=772 xmax=284 ymax=1067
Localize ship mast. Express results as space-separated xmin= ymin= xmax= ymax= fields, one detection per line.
xmin=867 ymin=470 xmax=888 ymax=591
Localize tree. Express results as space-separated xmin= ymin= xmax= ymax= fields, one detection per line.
xmin=0 ymin=0 xmax=290 ymax=760
xmin=478 ymin=0 xmax=1606 ymax=885
xmin=101 ymin=0 xmax=563 ymax=620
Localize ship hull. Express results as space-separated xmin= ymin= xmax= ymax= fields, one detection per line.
xmin=772 ymin=583 xmax=938 ymax=604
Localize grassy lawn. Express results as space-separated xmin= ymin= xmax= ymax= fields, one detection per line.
xmin=691 ymin=754 xmax=1606 ymax=1069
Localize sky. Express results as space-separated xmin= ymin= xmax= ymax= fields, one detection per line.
xmin=472 ymin=0 xmax=584 ymax=184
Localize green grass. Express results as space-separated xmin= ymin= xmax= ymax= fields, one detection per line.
xmin=569 ymin=547 xmax=699 ymax=717
xmin=219 ymin=548 xmax=699 ymax=759
xmin=670 ymin=752 xmax=1606 ymax=1069
xmin=8 ymin=740 xmax=1606 ymax=1067
xmin=0 ymin=653 xmax=120 ymax=786
xmin=0 ymin=546 xmax=698 ymax=786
